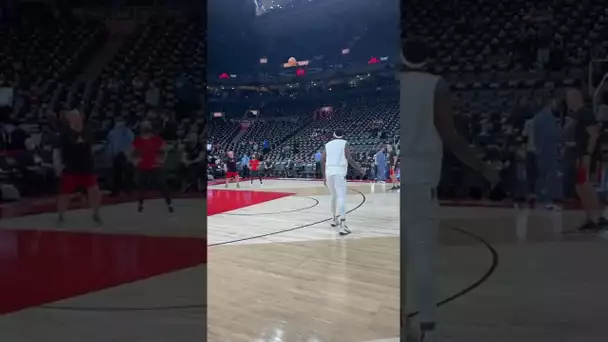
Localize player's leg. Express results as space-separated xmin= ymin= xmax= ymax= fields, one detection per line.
xmin=57 ymin=173 xmax=75 ymax=223
xmin=326 ymin=174 xmax=339 ymax=227
xmin=390 ymin=167 xmax=399 ymax=189
xmin=154 ymin=168 xmax=174 ymax=212
xmin=403 ymin=184 xmax=439 ymax=340
xmin=235 ymin=173 xmax=241 ymax=188
xmin=136 ymin=170 xmax=149 ymax=212
xmin=575 ymin=162 xmax=603 ymax=230
xmin=84 ymin=174 xmax=102 ymax=225
xmin=335 ymin=174 xmax=350 ymax=235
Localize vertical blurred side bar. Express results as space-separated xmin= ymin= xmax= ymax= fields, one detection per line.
xmin=399 ymin=1 xmax=406 ymax=340
xmin=202 ymin=0 xmax=209 ymax=340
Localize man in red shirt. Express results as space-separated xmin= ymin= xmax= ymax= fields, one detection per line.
xmin=131 ymin=120 xmax=173 ymax=213
xmin=249 ymin=153 xmax=263 ymax=185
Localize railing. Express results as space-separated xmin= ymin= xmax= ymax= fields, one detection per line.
xmin=588 ymin=59 xmax=608 ymax=114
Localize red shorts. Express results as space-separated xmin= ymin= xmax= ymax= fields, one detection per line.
xmin=576 ymin=165 xmax=589 ymax=185
xmin=226 ymin=171 xmax=239 ymax=179
xmin=389 ymin=168 xmax=396 ymax=176
xmin=60 ymin=173 xmax=97 ymax=194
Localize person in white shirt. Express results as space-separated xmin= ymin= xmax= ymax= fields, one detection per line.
xmin=321 ymin=129 xmax=363 ymax=236
xmin=399 ymin=37 xmax=498 ymax=342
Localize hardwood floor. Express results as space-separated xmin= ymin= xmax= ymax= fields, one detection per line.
xmin=0 ymin=180 xmax=606 ymax=341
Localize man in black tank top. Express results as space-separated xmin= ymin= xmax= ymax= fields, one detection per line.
xmin=224 ymin=151 xmax=240 ymax=188
xmin=54 ymin=110 xmax=102 ymax=225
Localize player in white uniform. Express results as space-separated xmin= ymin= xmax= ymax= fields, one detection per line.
xmin=321 ymin=129 xmax=363 ymax=236
xmin=399 ymin=38 xmax=499 ymax=342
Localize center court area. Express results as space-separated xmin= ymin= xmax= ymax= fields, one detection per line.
xmin=207 ymin=179 xmax=400 ymax=341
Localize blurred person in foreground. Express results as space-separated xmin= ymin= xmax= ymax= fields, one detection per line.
xmin=399 ymin=37 xmax=499 ymax=342
xmin=566 ymin=88 xmax=606 ymax=231
xmin=106 ymin=117 xmax=134 ymax=197
xmin=53 ymin=110 xmax=102 ymax=225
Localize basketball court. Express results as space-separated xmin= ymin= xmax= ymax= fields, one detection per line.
xmin=0 ymin=194 xmax=206 ymax=342
xmin=207 ymin=179 xmax=608 ymax=342
xmin=0 ymin=180 xmax=606 ymax=341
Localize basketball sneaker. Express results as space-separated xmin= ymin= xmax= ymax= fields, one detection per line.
xmin=578 ymin=220 xmax=599 ymax=232
xmin=57 ymin=213 xmax=65 ymax=225
xmin=168 ymin=205 xmax=174 ymax=213
xmin=92 ymin=213 xmax=102 ymax=226
xmin=338 ymin=219 xmax=351 ymax=236
xmin=330 ymin=215 xmax=339 ymax=227
xmin=406 ymin=323 xmax=437 ymax=342
xmin=419 ymin=330 xmax=437 ymax=342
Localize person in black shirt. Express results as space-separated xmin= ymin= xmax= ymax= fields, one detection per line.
xmin=224 ymin=151 xmax=240 ymax=188
xmin=53 ymin=110 xmax=102 ymax=225
xmin=567 ymin=89 xmax=605 ymax=231
xmin=181 ymin=137 xmax=204 ymax=192
xmin=387 ymin=144 xmax=400 ymax=190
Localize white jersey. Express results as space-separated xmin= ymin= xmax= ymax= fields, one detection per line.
xmin=399 ymin=71 xmax=443 ymax=185
xmin=324 ymin=138 xmax=348 ymax=176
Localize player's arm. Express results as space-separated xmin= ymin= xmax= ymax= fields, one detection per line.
xmin=181 ymin=149 xmax=190 ymax=165
xmin=193 ymin=150 xmax=204 ymax=164
xmin=433 ymin=78 xmax=496 ymax=182
xmin=320 ymin=150 xmax=326 ymax=179
xmin=52 ymin=136 xmax=63 ymax=175
xmin=128 ymin=139 xmax=140 ymax=164
xmin=344 ymin=142 xmax=363 ymax=174
xmin=158 ymin=138 xmax=169 ymax=162
xmin=583 ymin=110 xmax=601 ymax=155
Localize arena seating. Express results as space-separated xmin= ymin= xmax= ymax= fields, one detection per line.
xmin=88 ymin=18 xmax=205 ymax=124
xmin=2 ymin=17 xmax=106 ymax=120
xmin=265 ymin=97 xmax=398 ymax=161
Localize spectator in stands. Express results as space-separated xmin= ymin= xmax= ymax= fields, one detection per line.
xmin=106 ymin=117 xmax=134 ymax=197
xmin=314 ymin=150 xmax=322 ymax=179
xmin=176 ymin=73 xmax=197 ymax=117
xmin=262 ymin=139 xmax=270 ymax=154
xmin=533 ymin=99 xmax=563 ymax=209
xmin=39 ymin=122 xmax=57 ymax=148
xmin=145 ymin=82 xmax=160 ymax=109
xmin=374 ymin=146 xmax=386 ymax=182
xmin=18 ymin=138 xmax=54 ymax=196
xmin=597 ymin=91 xmax=608 ymax=122
xmin=240 ymin=153 xmax=251 ymax=179
xmin=5 ymin=122 xmax=28 ymax=151
xmin=159 ymin=111 xmax=178 ymax=141
xmin=521 ymin=116 xmax=537 ymax=198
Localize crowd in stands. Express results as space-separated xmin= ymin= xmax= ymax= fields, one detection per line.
xmin=0 ymin=5 xmax=207 ymax=201
xmin=3 ymin=0 xmax=608 ymax=204
xmin=207 ymin=0 xmax=608 ymax=202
